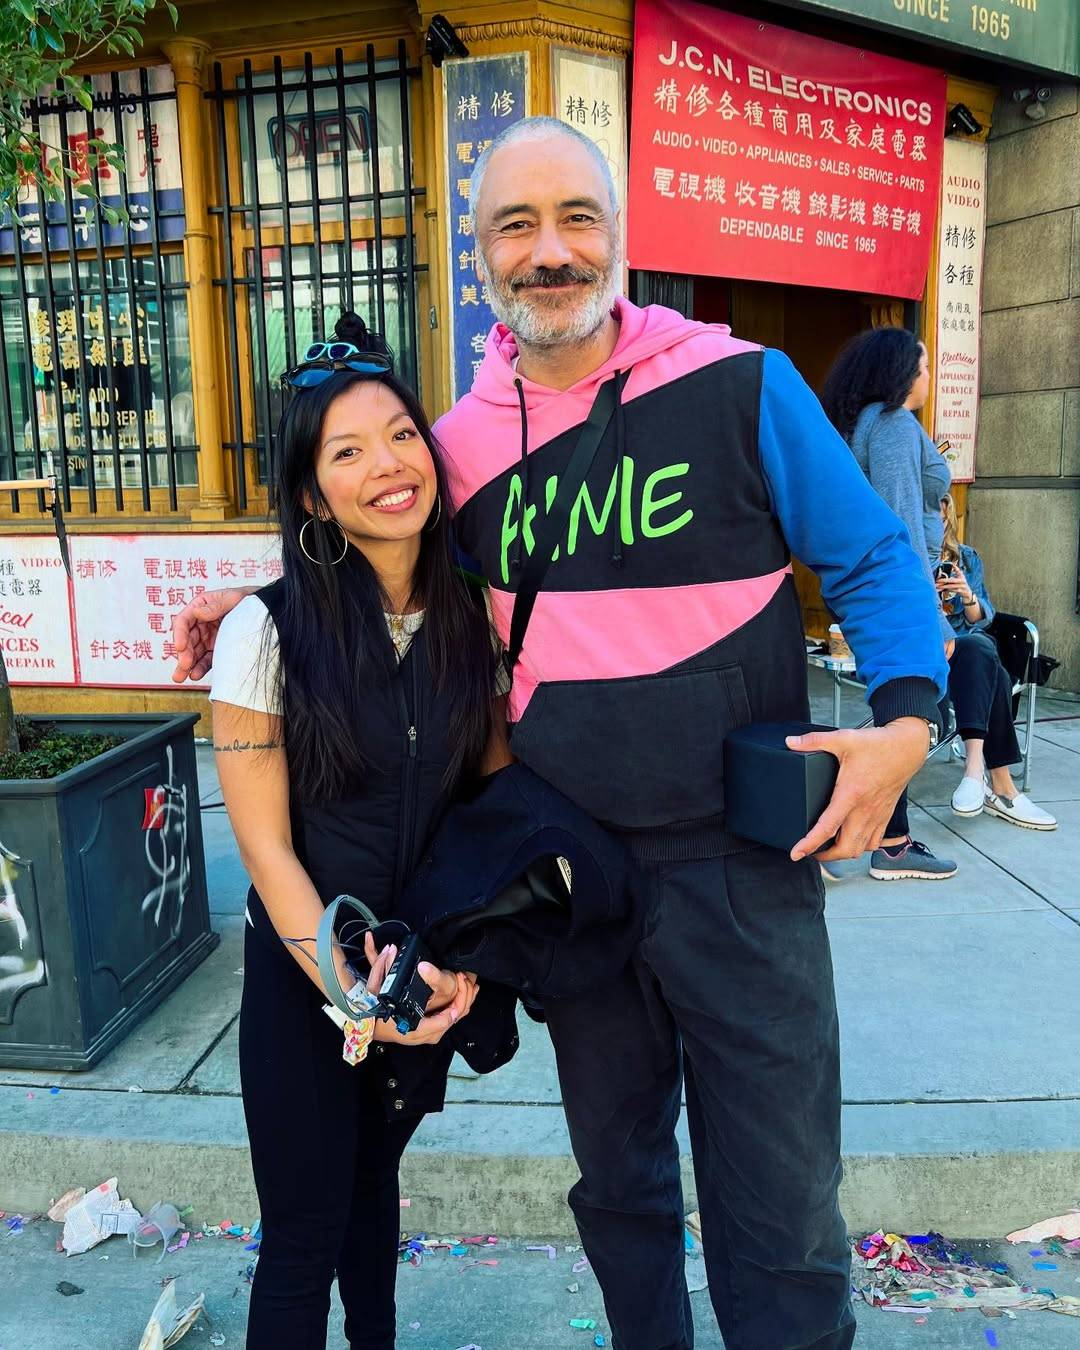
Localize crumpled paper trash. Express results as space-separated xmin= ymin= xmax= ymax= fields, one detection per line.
xmin=1007 ymin=1212 xmax=1080 ymax=1244
xmin=138 ymin=1281 xmax=206 ymax=1350
xmin=48 ymin=1187 xmax=85 ymax=1223
xmin=61 ymin=1178 xmax=141 ymax=1256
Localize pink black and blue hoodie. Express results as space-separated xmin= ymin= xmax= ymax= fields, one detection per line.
xmin=435 ymin=298 xmax=948 ymax=861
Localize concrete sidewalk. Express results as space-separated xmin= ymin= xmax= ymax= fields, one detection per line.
xmin=2 ymin=1218 xmax=1079 ymax=1350
xmin=2 ymin=670 xmax=1079 ymax=1239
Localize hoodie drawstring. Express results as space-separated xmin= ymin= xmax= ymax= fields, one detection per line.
xmin=611 ymin=369 xmax=627 ymax=568
xmin=513 ymin=368 xmax=629 ymax=573
xmin=513 ymin=377 xmax=529 ymax=572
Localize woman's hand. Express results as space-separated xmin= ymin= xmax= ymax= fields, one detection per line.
xmin=362 ymin=933 xmax=479 ymax=1046
xmin=936 ymin=565 xmax=973 ymax=605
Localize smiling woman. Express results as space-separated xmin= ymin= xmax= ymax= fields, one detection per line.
xmin=199 ymin=308 xmax=510 ymax=1349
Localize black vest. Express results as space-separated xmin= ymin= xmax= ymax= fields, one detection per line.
xmin=246 ymin=575 xmax=464 ymax=1117
xmin=257 ymin=575 xmax=457 ymax=915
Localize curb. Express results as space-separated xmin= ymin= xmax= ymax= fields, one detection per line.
xmin=2 ymin=1089 xmax=1078 ymax=1238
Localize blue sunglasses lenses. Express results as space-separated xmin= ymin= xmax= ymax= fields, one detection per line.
xmin=286 ymin=357 xmax=391 ymax=388
xmin=291 ymin=366 xmax=332 ymax=387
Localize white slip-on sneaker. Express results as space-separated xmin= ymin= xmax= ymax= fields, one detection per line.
xmin=984 ymin=790 xmax=1058 ymax=831
xmin=951 ymin=776 xmax=986 ymax=817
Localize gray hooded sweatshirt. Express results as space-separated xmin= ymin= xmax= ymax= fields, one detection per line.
xmin=849 ymin=402 xmax=953 ymax=642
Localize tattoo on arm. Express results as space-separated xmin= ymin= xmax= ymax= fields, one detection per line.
xmin=213 ymin=737 xmax=283 ymax=752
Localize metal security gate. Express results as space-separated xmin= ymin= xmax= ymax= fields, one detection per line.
xmin=0 ymin=68 xmax=190 ymax=515
xmin=207 ymin=41 xmax=426 ymax=508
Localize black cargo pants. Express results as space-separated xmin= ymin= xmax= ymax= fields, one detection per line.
xmin=544 ymin=847 xmax=854 ymax=1350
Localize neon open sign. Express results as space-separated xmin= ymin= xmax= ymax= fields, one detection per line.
xmin=267 ymin=107 xmax=373 ymax=168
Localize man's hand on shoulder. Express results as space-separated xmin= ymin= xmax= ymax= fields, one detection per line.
xmin=786 ymin=718 xmax=931 ymax=862
xmin=171 ymin=586 xmax=258 ymax=683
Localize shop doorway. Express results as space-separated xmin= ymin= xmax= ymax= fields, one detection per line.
xmin=695 ymin=278 xmax=896 ymax=638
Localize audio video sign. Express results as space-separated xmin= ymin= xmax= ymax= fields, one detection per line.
xmin=772 ymin=1 xmax=1079 ymax=81
xmin=628 ymin=0 xmax=947 ymax=298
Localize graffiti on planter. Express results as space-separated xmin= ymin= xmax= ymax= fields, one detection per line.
xmin=141 ymin=745 xmax=190 ymax=937
xmin=0 ymin=840 xmax=46 ymax=1024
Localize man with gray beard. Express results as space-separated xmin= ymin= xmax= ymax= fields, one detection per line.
xmin=172 ymin=117 xmax=948 ymax=1350
xmin=434 ymin=117 xmax=945 ymax=1350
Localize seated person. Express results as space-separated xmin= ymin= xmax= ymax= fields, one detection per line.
xmin=939 ymin=494 xmax=1056 ymax=831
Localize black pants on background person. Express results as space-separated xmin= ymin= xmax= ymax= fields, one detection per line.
xmin=948 ymin=631 xmax=1022 ymax=768
xmin=544 ymin=848 xmax=854 ymax=1350
xmin=239 ymin=911 xmax=420 ymax=1350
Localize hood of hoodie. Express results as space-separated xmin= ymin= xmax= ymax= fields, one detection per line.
xmin=435 ymin=296 xmax=759 ymax=531
xmin=468 ymin=296 xmax=729 ymax=412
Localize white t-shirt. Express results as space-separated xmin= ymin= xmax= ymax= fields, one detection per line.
xmin=209 ymin=592 xmax=508 ymax=716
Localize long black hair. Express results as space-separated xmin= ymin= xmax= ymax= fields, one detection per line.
xmin=267 ymin=312 xmax=494 ymax=802
xmin=819 ymin=327 xmax=923 ymax=441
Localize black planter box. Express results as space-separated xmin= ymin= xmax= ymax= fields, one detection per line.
xmin=0 ymin=714 xmax=218 ymax=1069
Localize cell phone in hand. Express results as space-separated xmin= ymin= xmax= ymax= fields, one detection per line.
xmin=934 ymin=562 xmax=955 ymax=582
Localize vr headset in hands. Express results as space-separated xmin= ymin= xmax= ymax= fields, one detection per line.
xmin=315 ymin=895 xmax=433 ymax=1035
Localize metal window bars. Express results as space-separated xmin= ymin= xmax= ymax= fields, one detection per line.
xmin=0 ymin=69 xmax=188 ymax=516
xmin=206 ymin=41 xmax=425 ymax=510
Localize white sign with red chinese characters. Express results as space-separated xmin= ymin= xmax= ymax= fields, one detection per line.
xmin=933 ymin=137 xmax=987 ymax=485
xmin=70 ymin=534 xmax=282 ymax=688
xmin=0 ymin=534 xmax=77 ymax=685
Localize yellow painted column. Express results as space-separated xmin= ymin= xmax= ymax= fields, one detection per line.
xmin=163 ymin=38 xmax=233 ymax=521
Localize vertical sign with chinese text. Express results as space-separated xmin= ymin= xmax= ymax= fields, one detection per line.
xmin=69 ymin=535 xmax=281 ymax=689
xmin=933 ymin=138 xmax=987 ymax=485
xmin=627 ymin=0 xmax=947 ymax=298
xmin=0 ymin=536 xmax=77 ymax=685
xmin=553 ymin=48 xmax=628 ymax=255
xmin=443 ymin=54 xmax=529 ymax=401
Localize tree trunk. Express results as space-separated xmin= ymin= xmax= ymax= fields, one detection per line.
xmin=0 ymin=650 xmax=18 ymax=756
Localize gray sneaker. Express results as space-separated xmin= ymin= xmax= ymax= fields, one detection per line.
xmin=869 ymin=837 xmax=958 ymax=881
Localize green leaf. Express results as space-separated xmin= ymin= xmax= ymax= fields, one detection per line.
xmin=75 ymin=181 xmax=96 ymax=196
xmin=102 ymin=205 xmax=122 ymax=225
xmin=39 ymin=21 xmax=63 ymax=51
xmin=70 ymin=81 xmax=94 ymax=112
xmin=164 ymin=0 xmax=178 ymax=24
xmin=13 ymin=0 xmax=35 ymax=20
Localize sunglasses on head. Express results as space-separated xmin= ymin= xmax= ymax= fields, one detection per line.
xmin=281 ymin=341 xmax=393 ymax=389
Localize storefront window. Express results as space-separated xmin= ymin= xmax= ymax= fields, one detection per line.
xmin=0 ymin=253 xmax=195 ymax=489
xmin=210 ymin=45 xmax=423 ymax=497
xmin=0 ymin=65 xmax=192 ymax=505
xmin=245 ymin=235 xmax=416 ymax=462
xmin=236 ymin=58 xmax=409 ymax=229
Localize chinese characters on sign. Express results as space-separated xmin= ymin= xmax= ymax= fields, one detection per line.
xmin=0 ymin=537 xmax=76 ymax=684
xmin=552 ymin=49 xmax=628 ymax=261
xmin=933 ymin=138 xmax=987 ymax=484
xmin=70 ymin=535 xmax=282 ymax=687
xmin=0 ymin=534 xmax=282 ymax=689
xmin=627 ymin=0 xmax=947 ymax=298
xmin=443 ymin=54 xmax=529 ymax=401
xmin=0 ymin=65 xmax=183 ymax=255
xmin=27 ymin=300 xmax=164 ymax=463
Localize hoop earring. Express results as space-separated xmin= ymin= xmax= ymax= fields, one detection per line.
xmin=299 ymin=516 xmax=349 ymax=565
xmin=424 ymin=494 xmax=442 ymax=533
